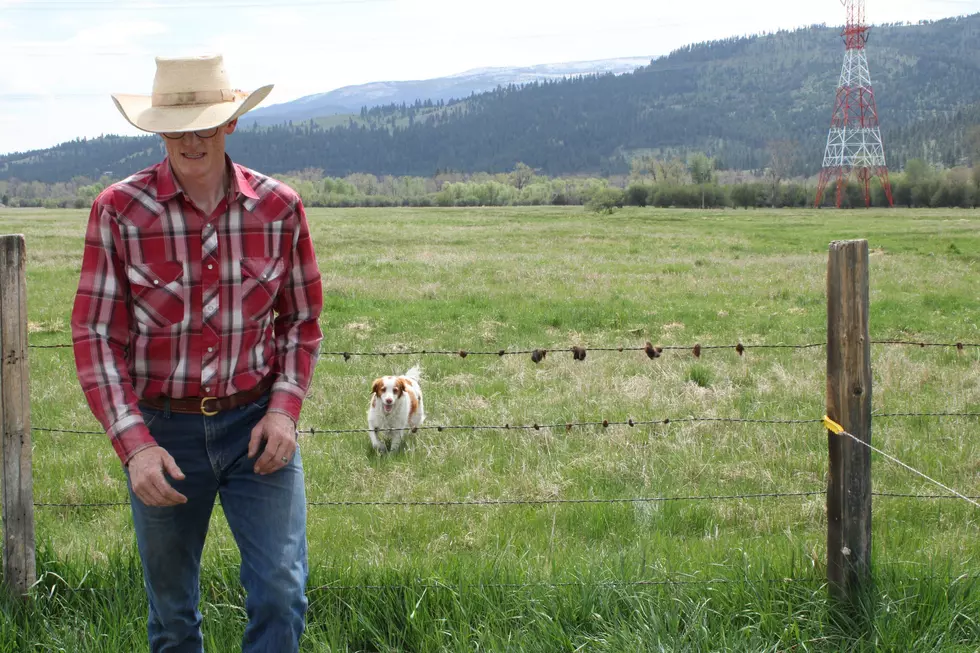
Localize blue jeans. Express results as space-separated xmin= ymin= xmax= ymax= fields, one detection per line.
xmin=125 ymin=392 xmax=309 ymax=653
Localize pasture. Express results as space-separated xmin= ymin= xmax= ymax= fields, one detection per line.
xmin=1 ymin=205 xmax=979 ymax=652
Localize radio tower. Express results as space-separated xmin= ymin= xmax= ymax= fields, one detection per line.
xmin=814 ymin=0 xmax=893 ymax=208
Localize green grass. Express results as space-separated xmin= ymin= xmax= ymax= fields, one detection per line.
xmin=1 ymin=205 xmax=979 ymax=651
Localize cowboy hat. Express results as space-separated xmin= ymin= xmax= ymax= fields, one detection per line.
xmin=111 ymin=54 xmax=273 ymax=134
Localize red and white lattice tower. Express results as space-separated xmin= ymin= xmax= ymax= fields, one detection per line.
xmin=814 ymin=0 xmax=894 ymax=208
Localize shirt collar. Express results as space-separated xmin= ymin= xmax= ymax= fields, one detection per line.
xmin=155 ymin=157 xmax=181 ymax=202
xmin=156 ymin=154 xmax=260 ymax=203
xmin=230 ymin=156 xmax=260 ymax=201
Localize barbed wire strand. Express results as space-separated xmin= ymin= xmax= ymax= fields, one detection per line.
xmin=33 ymin=491 xmax=823 ymax=509
xmin=32 ymin=409 xmax=980 ymax=438
xmin=30 ymin=415 xmax=824 ymax=438
xmin=306 ymin=577 xmax=817 ymax=592
xmin=41 ymin=577 xmax=818 ymax=596
xmin=302 ymin=416 xmax=824 ymax=435
xmin=872 ymin=412 xmax=980 ymax=419
xmin=823 ymin=417 xmax=980 ymax=510
xmin=306 ymin=574 xmax=980 ymax=592
xmin=34 ymin=491 xmax=980 ymax=510
xmin=316 ymin=343 xmax=826 ymax=359
xmin=870 ymin=340 xmax=980 ymax=349
xmin=40 ymin=573 xmax=980 ymax=596
xmin=874 ymin=492 xmax=980 ymax=500
xmin=33 ymin=427 xmax=105 ymax=435
xmin=26 ymin=340 xmax=980 ymax=356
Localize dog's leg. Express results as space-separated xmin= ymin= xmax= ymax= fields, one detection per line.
xmin=368 ymin=427 xmax=388 ymax=455
xmin=389 ymin=428 xmax=407 ymax=453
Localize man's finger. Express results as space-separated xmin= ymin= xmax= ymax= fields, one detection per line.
xmin=254 ymin=433 xmax=284 ymax=474
xmin=248 ymin=423 xmax=265 ymax=459
xmin=152 ymin=473 xmax=187 ymax=505
xmin=163 ymin=454 xmax=185 ymax=481
xmin=136 ymin=478 xmax=166 ymax=507
xmin=147 ymin=465 xmax=187 ymax=505
xmin=281 ymin=438 xmax=296 ymax=465
xmin=132 ymin=467 xmax=162 ymax=507
xmin=265 ymin=436 xmax=296 ymax=474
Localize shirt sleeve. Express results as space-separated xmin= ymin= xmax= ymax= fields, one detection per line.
xmin=267 ymin=197 xmax=324 ymax=424
xmin=70 ymin=195 xmax=157 ymax=465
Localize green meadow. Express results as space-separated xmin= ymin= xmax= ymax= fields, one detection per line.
xmin=1 ymin=205 xmax=978 ymax=651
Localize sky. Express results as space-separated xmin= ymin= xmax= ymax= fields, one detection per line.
xmin=2 ymin=0 xmax=979 ymax=155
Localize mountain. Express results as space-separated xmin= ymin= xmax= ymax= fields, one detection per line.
xmin=241 ymin=57 xmax=655 ymax=127
xmin=3 ymin=15 xmax=980 ymax=184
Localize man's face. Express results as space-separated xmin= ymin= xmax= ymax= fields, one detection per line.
xmin=161 ymin=119 xmax=238 ymax=184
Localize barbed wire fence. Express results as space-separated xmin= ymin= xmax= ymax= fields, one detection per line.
xmin=24 ymin=338 xmax=980 ymax=358
xmin=20 ymin=339 xmax=980 ymax=596
xmin=3 ymin=236 xmax=980 ymax=603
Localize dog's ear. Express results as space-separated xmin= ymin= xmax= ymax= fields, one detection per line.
xmin=371 ymin=379 xmax=384 ymax=396
xmin=395 ymin=378 xmax=406 ymax=395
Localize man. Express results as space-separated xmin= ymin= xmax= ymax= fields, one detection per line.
xmin=70 ymin=54 xmax=323 ymax=652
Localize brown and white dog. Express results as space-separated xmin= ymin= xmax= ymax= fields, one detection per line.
xmin=367 ymin=365 xmax=425 ymax=454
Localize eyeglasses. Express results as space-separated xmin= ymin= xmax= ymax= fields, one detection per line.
xmin=162 ymin=127 xmax=220 ymax=140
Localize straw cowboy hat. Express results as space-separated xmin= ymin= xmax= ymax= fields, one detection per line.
xmin=111 ymin=54 xmax=273 ymax=134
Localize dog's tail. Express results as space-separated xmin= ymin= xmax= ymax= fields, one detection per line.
xmin=404 ymin=365 xmax=422 ymax=383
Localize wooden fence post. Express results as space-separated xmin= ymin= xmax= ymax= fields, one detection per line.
xmin=0 ymin=234 xmax=35 ymax=597
xmin=826 ymin=239 xmax=872 ymax=602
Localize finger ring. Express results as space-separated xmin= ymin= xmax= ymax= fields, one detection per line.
xmin=281 ymin=456 xmax=288 ymax=464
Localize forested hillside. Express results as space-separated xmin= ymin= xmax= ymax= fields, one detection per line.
xmin=2 ymin=15 xmax=979 ymax=183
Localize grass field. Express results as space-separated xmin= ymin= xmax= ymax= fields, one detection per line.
xmin=1 ymin=205 xmax=979 ymax=651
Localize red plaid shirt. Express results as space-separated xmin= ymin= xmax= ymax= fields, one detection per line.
xmin=71 ymin=156 xmax=324 ymax=465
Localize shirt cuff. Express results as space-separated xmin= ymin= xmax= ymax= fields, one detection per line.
xmin=268 ymin=383 xmax=304 ymax=425
xmin=107 ymin=415 xmax=157 ymax=465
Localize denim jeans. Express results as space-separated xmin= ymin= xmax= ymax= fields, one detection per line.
xmin=125 ymin=392 xmax=309 ymax=653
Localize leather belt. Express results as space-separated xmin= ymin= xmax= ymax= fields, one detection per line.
xmin=139 ymin=375 xmax=275 ymax=416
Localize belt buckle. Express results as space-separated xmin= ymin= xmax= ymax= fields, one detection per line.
xmin=200 ymin=397 xmax=219 ymax=417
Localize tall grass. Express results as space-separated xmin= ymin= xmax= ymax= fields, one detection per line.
xmin=1 ymin=206 xmax=978 ymax=651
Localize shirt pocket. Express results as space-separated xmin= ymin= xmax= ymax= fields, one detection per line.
xmin=241 ymin=256 xmax=286 ymax=322
xmin=127 ymin=260 xmax=187 ymax=330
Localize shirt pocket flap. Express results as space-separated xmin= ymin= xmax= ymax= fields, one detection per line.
xmin=241 ymin=256 xmax=286 ymax=283
xmin=127 ymin=261 xmax=184 ymax=289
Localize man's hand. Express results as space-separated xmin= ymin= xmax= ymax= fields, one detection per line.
xmin=248 ymin=411 xmax=298 ymax=475
xmin=128 ymin=446 xmax=187 ymax=507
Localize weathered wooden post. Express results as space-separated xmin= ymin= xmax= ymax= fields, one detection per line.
xmin=0 ymin=234 xmax=36 ymax=596
xmin=826 ymin=239 xmax=873 ymax=602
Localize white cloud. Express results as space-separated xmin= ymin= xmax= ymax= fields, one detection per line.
xmin=0 ymin=20 xmax=169 ymax=96
xmin=69 ymin=19 xmax=169 ymax=47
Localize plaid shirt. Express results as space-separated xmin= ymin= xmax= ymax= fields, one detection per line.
xmin=71 ymin=156 xmax=324 ymax=465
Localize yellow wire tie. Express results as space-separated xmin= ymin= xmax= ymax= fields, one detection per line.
xmin=822 ymin=415 xmax=845 ymax=435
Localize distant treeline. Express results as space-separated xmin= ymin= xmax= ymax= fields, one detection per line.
xmin=2 ymin=159 xmax=978 ymax=211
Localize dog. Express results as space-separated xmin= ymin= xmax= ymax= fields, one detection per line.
xmin=367 ymin=365 xmax=425 ymax=454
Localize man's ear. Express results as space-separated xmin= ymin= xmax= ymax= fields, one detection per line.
xmin=224 ymin=118 xmax=238 ymax=135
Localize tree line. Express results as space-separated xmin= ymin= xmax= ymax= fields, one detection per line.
xmin=3 ymin=158 xmax=978 ymax=212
